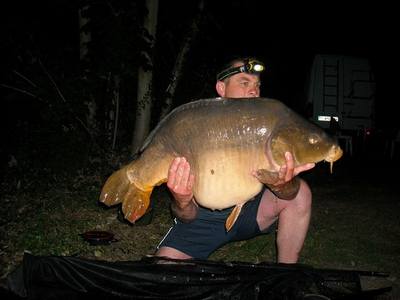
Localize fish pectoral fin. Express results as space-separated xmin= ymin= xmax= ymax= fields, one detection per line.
xmin=99 ymin=168 xmax=130 ymax=206
xmin=254 ymin=168 xmax=279 ymax=185
xmin=122 ymin=184 xmax=153 ymax=223
xmin=225 ymin=204 xmax=244 ymax=232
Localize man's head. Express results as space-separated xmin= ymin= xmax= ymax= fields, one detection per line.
xmin=215 ymin=57 xmax=265 ymax=98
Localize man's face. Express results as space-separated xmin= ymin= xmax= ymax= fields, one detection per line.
xmin=216 ymin=62 xmax=261 ymax=98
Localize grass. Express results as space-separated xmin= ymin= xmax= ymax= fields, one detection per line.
xmin=0 ymin=157 xmax=399 ymax=298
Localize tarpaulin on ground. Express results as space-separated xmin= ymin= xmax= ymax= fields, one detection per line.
xmin=5 ymin=253 xmax=391 ymax=299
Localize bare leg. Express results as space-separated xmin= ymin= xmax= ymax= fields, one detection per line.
xmin=257 ymin=179 xmax=312 ymax=263
xmin=155 ymin=246 xmax=192 ymax=259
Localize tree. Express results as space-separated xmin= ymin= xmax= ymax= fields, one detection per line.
xmin=79 ymin=3 xmax=98 ymax=138
xmin=159 ymin=0 xmax=204 ymax=120
xmin=79 ymin=4 xmax=91 ymax=62
xmin=131 ymin=0 xmax=159 ymax=155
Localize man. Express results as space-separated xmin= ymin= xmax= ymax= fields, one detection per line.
xmin=156 ymin=57 xmax=315 ymax=263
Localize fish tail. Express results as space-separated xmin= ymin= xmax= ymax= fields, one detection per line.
xmin=99 ymin=167 xmax=130 ymax=206
xmin=99 ymin=161 xmax=154 ymax=223
xmin=121 ymin=184 xmax=153 ymax=223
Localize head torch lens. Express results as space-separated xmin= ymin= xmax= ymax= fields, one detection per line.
xmin=253 ymin=64 xmax=264 ymax=72
xmin=247 ymin=60 xmax=265 ymax=73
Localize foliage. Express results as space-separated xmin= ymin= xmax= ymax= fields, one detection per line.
xmin=1 ymin=1 xmax=151 ymax=181
xmin=1 ymin=1 xmax=215 ymax=182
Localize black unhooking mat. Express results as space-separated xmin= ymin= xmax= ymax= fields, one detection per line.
xmin=4 ymin=253 xmax=391 ymax=300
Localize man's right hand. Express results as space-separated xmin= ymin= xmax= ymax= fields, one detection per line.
xmin=167 ymin=157 xmax=197 ymax=222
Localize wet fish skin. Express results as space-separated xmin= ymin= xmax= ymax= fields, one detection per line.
xmin=99 ymin=97 xmax=343 ymax=229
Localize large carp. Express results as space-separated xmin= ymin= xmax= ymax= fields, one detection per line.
xmin=100 ymin=98 xmax=343 ymax=230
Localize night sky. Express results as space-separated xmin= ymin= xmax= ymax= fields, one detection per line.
xmin=1 ymin=0 xmax=398 ymax=169
xmin=3 ymin=2 xmax=396 ymax=110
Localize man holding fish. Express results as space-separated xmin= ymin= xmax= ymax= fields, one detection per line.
xmin=156 ymin=57 xmax=316 ymax=263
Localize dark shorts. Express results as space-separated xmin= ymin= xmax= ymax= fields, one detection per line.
xmin=157 ymin=190 xmax=276 ymax=259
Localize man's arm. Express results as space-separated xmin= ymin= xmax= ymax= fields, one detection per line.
xmin=167 ymin=157 xmax=198 ymax=222
xmin=170 ymin=198 xmax=198 ymax=223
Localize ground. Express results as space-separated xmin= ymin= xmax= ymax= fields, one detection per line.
xmin=0 ymin=155 xmax=398 ymax=299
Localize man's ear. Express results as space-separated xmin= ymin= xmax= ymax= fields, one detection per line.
xmin=215 ymin=81 xmax=225 ymax=97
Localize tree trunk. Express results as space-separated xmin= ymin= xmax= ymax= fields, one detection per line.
xmin=79 ymin=4 xmax=99 ymax=137
xmin=78 ymin=4 xmax=91 ymax=62
xmin=131 ymin=0 xmax=159 ymax=155
xmin=160 ymin=0 xmax=204 ymax=120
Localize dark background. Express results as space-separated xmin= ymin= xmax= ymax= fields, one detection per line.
xmin=1 ymin=0 xmax=397 ymax=180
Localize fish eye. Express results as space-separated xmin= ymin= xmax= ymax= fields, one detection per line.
xmin=308 ymin=134 xmax=320 ymax=144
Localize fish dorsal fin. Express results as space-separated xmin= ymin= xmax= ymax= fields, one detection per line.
xmin=225 ymin=204 xmax=244 ymax=231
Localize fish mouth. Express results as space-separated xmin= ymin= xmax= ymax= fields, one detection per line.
xmin=266 ymin=138 xmax=344 ymax=173
xmin=325 ymin=145 xmax=343 ymax=163
xmin=324 ymin=145 xmax=343 ymax=173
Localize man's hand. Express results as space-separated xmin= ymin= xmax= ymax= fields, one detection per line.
xmin=274 ymin=152 xmax=315 ymax=185
xmin=167 ymin=157 xmax=197 ymax=222
xmin=253 ymin=152 xmax=315 ymax=199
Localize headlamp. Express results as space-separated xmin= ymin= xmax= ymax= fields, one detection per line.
xmin=217 ymin=59 xmax=265 ymax=81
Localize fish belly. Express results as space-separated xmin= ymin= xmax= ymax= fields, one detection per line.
xmin=193 ymin=149 xmax=266 ymax=210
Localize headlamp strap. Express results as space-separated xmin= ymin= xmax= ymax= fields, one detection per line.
xmin=217 ymin=59 xmax=265 ymax=81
